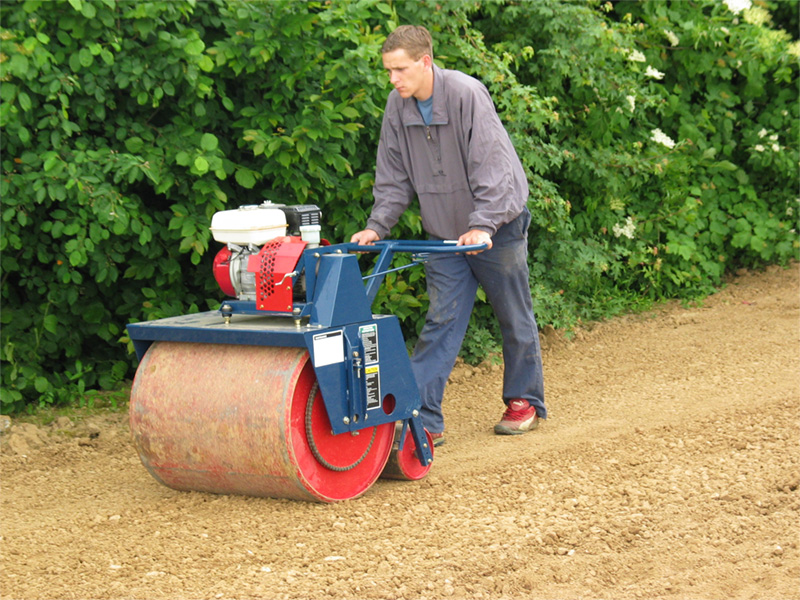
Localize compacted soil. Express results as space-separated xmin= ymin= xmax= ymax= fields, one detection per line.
xmin=2 ymin=264 xmax=798 ymax=600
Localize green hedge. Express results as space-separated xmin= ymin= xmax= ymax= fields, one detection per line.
xmin=1 ymin=0 xmax=797 ymax=412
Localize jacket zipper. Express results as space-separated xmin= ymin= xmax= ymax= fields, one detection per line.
xmin=426 ymin=126 xmax=443 ymax=167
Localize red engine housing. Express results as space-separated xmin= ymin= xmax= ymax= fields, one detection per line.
xmin=213 ymin=237 xmax=307 ymax=312
xmin=213 ymin=246 xmax=236 ymax=297
xmin=250 ymin=237 xmax=307 ymax=311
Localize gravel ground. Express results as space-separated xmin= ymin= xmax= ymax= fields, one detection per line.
xmin=1 ymin=263 xmax=798 ymax=600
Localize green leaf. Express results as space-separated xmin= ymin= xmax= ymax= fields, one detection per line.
xmin=43 ymin=315 xmax=58 ymax=334
xmin=235 ymin=168 xmax=256 ymax=189
xmin=185 ymin=39 xmax=205 ymax=56
xmin=200 ymin=133 xmax=218 ymax=152
xmin=34 ymin=377 xmax=50 ymax=393
xmin=125 ymin=136 xmax=144 ymax=153
xmin=175 ymin=151 xmax=190 ymax=166
xmin=78 ymin=48 xmax=93 ymax=68
xmin=9 ymin=54 xmax=30 ymax=78
xmin=198 ymin=55 xmax=214 ymax=72
xmin=18 ymin=92 xmax=31 ymax=111
xmin=81 ymin=1 xmax=96 ymax=18
xmin=194 ymin=156 xmax=209 ymax=173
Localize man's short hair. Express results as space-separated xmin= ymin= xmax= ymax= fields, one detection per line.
xmin=381 ymin=25 xmax=433 ymax=61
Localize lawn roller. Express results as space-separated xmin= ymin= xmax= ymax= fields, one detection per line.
xmin=126 ymin=202 xmax=485 ymax=502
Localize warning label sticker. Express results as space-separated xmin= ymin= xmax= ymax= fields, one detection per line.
xmin=359 ymin=324 xmax=379 ymax=364
xmin=364 ymin=365 xmax=380 ymax=410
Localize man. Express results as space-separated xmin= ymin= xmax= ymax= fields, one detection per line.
xmin=350 ymin=25 xmax=546 ymax=445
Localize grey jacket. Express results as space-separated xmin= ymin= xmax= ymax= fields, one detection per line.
xmin=366 ymin=64 xmax=529 ymax=241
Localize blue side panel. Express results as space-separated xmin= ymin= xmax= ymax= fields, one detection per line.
xmin=310 ymin=253 xmax=373 ymax=327
xmin=305 ymin=315 xmax=421 ymax=436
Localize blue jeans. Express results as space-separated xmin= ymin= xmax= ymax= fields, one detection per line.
xmin=411 ymin=208 xmax=546 ymax=434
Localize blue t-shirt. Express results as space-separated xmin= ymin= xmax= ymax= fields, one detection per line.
xmin=416 ymin=95 xmax=433 ymax=125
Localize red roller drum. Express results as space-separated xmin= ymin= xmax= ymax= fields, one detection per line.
xmin=129 ymin=342 xmax=395 ymax=502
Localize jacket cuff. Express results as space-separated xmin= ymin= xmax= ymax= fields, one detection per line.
xmin=365 ymin=219 xmax=389 ymax=240
xmin=467 ymin=224 xmax=496 ymax=237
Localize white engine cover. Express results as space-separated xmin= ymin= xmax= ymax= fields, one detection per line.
xmin=210 ymin=204 xmax=287 ymax=245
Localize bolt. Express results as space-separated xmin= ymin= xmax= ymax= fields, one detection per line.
xmin=343 ymin=417 xmax=350 ymax=425
xmin=412 ymin=410 xmax=419 ymax=417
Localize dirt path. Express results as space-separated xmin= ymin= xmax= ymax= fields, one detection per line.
xmin=2 ymin=264 xmax=798 ymax=600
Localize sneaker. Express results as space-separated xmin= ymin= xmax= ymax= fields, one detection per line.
xmin=494 ymin=399 xmax=539 ymax=435
xmin=430 ymin=432 xmax=445 ymax=447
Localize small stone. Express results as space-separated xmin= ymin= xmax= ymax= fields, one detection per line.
xmin=53 ymin=416 xmax=74 ymax=429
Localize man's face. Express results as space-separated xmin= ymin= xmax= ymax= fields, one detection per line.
xmin=382 ymin=48 xmax=432 ymax=101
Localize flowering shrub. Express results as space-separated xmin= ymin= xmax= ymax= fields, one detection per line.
xmin=472 ymin=0 xmax=798 ymax=319
xmin=0 ymin=0 xmax=796 ymax=410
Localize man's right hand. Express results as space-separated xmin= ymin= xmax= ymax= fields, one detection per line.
xmin=350 ymin=229 xmax=380 ymax=246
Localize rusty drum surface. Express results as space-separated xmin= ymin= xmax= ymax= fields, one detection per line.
xmin=129 ymin=342 xmax=395 ymax=502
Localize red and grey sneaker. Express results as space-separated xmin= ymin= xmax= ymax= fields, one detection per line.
xmin=494 ymin=399 xmax=539 ymax=435
xmin=430 ymin=432 xmax=445 ymax=447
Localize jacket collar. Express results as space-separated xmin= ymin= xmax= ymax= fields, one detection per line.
xmin=400 ymin=64 xmax=449 ymax=127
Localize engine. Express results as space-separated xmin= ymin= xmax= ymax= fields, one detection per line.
xmin=211 ymin=202 xmax=321 ymax=311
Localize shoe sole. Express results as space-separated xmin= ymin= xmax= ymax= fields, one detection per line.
xmin=493 ymin=421 xmax=539 ymax=436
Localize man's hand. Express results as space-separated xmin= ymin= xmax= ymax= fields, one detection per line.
xmin=457 ymin=229 xmax=493 ymax=255
xmin=350 ymin=228 xmax=380 ymax=246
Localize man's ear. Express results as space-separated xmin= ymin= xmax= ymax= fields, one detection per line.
xmin=422 ymin=54 xmax=433 ymax=70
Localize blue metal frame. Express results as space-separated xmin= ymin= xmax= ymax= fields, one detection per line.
xmin=127 ymin=240 xmax=486 ymax=468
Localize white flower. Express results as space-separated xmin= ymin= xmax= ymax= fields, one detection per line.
xmin=787 ymin=207 xmax=794 ymax=216
xmin=772 ymin=143 xmax=780 ymax=152
xmin=754 ymin=144 xmax=765 ymax=152
xmin=663 ymin=29 xmax=680 ymax=46
xmin=723 ymin=0 xmax=752 ymax=15
xmin=769 ymin=134 xmax=778 ymax=141
xmin=743 ymin=6 xmax=770 ymax=26
xmin=645 ymin=65 xmax=665 ymax=79
xmin=721 ymin=27 xmax=731 ymax=35
xmin=626 ymin=95 xmax=636 ymax=112
xmin=758 ymin=128 xmax=768 ymax=138
xmin=613 ymin=217 xmax=636 ymax=240
xmin=651 ymin=128 xmax=676 ymax=149
xmin=628 ymin=49 xmax=647 ymax=62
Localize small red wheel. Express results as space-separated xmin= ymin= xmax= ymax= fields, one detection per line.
xmin=381 ymin=425 xmax=434 ymax=481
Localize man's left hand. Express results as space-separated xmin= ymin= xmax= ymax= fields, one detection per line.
xmin=457 ymin=229 xmax=493 ymax=255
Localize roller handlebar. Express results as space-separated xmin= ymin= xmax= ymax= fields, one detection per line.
xmin=346 ymin=239 xmax=489 ymax=255
xmin=337 ymin=239 xmax=488 ymax=306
